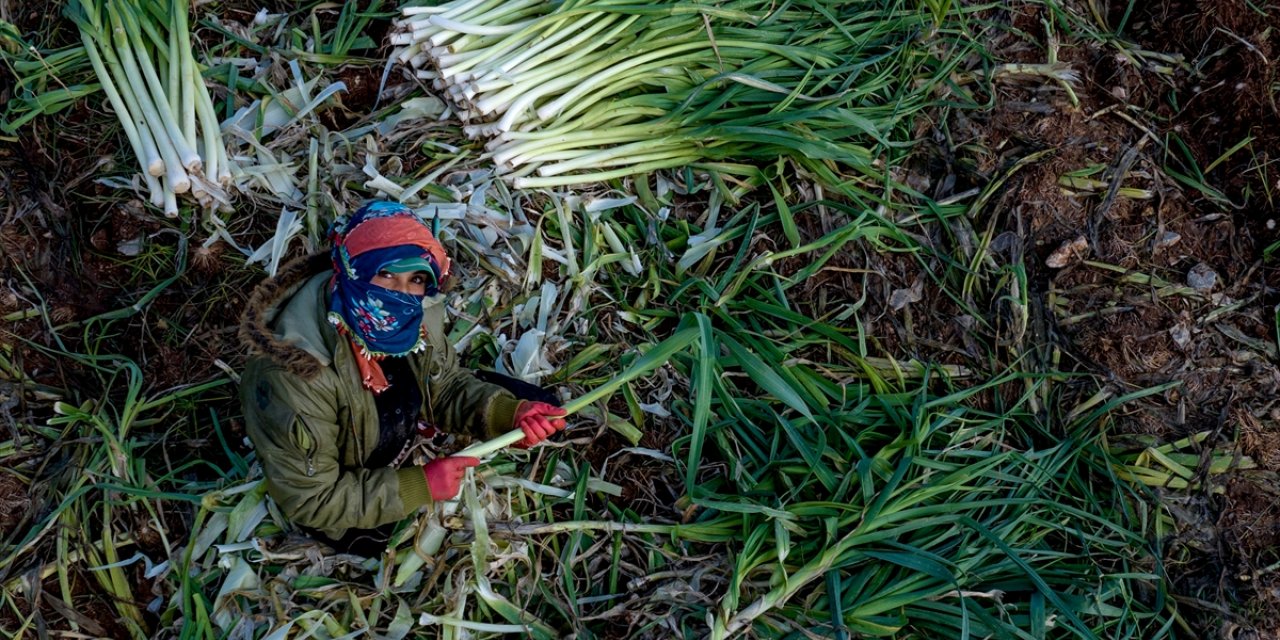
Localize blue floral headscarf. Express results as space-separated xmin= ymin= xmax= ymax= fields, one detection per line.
xmin=327 ymin=201 xmax=449 ymax=391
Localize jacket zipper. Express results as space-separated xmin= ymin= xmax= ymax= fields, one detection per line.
xmin=417 ymin=347 xmax=436 ymax=426
xmin=295 ymin=419 xmax=318 ymax=477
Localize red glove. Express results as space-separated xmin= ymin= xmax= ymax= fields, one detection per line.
xmin=422 ymin=456 xmax=479 ymax=501
xmin=513 ymin=401 xmax=568 ymax=448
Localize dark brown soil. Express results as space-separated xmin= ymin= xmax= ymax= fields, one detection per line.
xmin=0 ymin=473 xmax=30 ymax=538
xmin=0 ymin=90 xmax=262 ymax=389
xmin=913 ymin=2 xmax=1280 ymax=634
xmin=1127 ymin=0 xmax=1279 ymax=215
xmin=756 ymin=2 xmax=1280 ymax=635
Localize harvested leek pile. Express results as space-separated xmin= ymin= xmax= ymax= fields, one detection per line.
xmin=391 ymin=0 xmax=973 ymax=193
xmin=68 ymin=0 xmax=231 ymax=217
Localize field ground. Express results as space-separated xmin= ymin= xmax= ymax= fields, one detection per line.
xmin=1 ymin=0 xmax=1279 ymax=638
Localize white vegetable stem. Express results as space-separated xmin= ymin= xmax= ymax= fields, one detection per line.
xmin=117 ymin=2 xmax=202 ymax=173
xmin=174 ymin=0 xmax=198 ymax=152
xmin=166 ymin=16 xmax=180 ymax=123
xmin=76 ymin=0 xmax=234 ymax=210
xmin=106 ymin=2 xmax=191 ymax=193
xmin=161 ymin=176 xmax=179 ymax=217
xmin=456 ymin=429 xmax=526 ymax=458
xmin=78 ymin=28 xmax=163 ymax=187
xmin=428 ymin=15 xmax=533 ymax=36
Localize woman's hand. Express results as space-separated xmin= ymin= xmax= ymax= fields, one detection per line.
xmin=422 ymin=456 xmax=480 ymax=501
xmin=513 ymin=401 xmax=568 ymax=448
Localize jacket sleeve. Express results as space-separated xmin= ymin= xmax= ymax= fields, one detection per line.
xmin=421 ymin=302 xmax=521 ymax=439
xmin=241 ymin=361 xmax=433 ymax=535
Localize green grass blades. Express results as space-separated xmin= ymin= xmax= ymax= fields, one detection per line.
xmin=0 ymin=0 xmax=1203 ymax=635
xmin=0 ymin=36 xmax=95 ymax=134
xmin=3 ymin=347 xmax=228 ymax=639
xmin=693 ymin=375 xmax=1172 ymax=639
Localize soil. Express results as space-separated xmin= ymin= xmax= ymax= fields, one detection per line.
xmin=0 ymin=569 xmax=142 ymax=639
xmin=2 ymin=205 xmax=258 ymax=391
xmin=916 ymin=2 xmax=1280 ymax=634
xmin=772 ymin=2 xmax=1280 ymax=634
xmin=0 ymin=473 xmax=30 ymax=538
xmin=1127 ymin=0 xmax=1279 ymax=213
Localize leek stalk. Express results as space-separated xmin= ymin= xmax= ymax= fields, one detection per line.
xmin=104 ymin=1 xmax=191 ymax=194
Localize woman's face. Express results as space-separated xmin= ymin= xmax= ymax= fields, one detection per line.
xmin=373 ymin=270 xmax=432 ymax=297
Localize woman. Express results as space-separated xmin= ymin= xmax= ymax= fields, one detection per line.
xmin=239 ymin=201 xmax=566 ymax=554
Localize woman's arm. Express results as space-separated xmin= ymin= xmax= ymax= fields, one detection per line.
xmin=242 ymin=361 xmax=433 ymax=534
xmin=419 ymin=300 xmax=522 ymax=438
xmin=424 ymin=331 xmax=522 ymax=439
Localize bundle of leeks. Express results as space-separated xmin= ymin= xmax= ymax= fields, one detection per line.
xmin=391 ymin=0 xmax=958 ymax=193
xmin=70 ymin=0 xmax=230 ymax=217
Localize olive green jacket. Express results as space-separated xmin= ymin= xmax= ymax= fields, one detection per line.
xmin=238 ymin=254 xmax=520 ymax=540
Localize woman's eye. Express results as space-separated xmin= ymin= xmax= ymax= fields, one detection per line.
xmin=411 ymin=275 xmax=426 ymax=284
xmin=377 ymin=271 xmax=393 ymax=279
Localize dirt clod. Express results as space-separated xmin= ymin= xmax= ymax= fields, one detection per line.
xmin=0 ymin=474 xmax=31 ymax=537
xmin=1046 ymin=235 xmax=1089 ymax=268
xmin=1188 ymin=263 xmax=1220 ymax=291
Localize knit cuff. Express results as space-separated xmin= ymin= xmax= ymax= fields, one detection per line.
xmin=485 ymin=392 xmax=523 ymax=438
xmin=396 ymin=466 xmax=433 ymax=512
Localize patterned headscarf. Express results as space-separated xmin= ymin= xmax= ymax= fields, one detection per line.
xmin=328 ymin=201 xmax=450 ymax=393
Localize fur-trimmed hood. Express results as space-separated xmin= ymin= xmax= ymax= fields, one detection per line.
xmin=238 ymin=253 xmax=337 ymax=379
